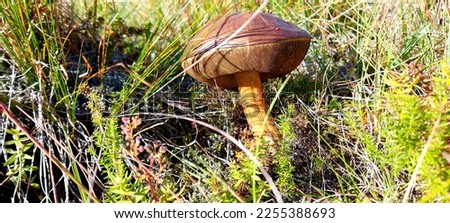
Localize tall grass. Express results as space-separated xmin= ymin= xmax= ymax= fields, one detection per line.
xmin=1 ymin=0 xmax=449 ymax=203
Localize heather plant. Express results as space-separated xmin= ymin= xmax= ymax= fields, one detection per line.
xmin=1 ymin=0 xmax=449 ymax=203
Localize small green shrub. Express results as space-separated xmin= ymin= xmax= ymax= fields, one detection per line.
xmin=273 ymin=104 xmax=297 ymax=199
xmin=2 ymin=128 xmax=38 ymax=191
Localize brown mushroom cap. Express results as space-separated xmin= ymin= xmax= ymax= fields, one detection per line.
xmin=182 ymin=12 xmax=311 ymax=89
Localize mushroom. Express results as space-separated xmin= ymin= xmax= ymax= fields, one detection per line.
xmin=182 ymin=12 xmax=311 ymax=143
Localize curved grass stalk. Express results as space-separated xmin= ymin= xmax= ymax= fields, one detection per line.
xmin=132 ymin=112 xmax=283 ymax=203
xmin=0 ymin=102 xmax=100 ymax=203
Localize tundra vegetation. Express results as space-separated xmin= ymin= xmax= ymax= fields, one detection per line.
xmin=0 ymin=0 xmax=449 ymax=203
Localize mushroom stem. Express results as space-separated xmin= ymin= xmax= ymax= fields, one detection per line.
xmin=235 ymin=71 xmax=280 ymax=143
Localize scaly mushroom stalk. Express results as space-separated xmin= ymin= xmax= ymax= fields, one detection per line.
xmin=235 ymin=71 xmax=280 ymax=142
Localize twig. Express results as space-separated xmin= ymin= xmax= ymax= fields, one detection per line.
xmin=402 ymin=114 xmax=441 ymax=203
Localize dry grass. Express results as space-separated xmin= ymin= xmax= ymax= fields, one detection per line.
xmin=1 ymin=0 xmax=449 ymax=203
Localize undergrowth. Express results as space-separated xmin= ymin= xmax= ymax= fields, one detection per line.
xmin=1 ymin=0 xmax=449 ymax=203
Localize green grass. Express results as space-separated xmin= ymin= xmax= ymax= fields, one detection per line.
xmin=1 ymin=0 xmax=449 ymax=203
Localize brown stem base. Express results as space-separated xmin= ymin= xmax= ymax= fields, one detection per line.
xmin=235 ymin=71 xmax=280 ymax=143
